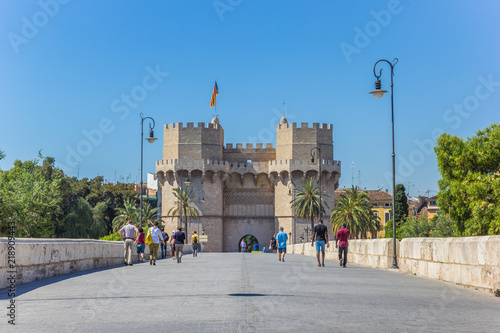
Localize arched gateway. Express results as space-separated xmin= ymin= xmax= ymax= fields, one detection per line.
xmin=238 ymin=235 xmax=259 ymax=252
xmin=156 ymin=115 xmax=341 ymax=252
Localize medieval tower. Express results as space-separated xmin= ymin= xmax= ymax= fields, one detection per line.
xmin=156 ymin=115 xmax=341 ymax=252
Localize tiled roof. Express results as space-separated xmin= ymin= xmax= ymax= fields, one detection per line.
xmin=334 ymin=188 xmax=392 ymax=202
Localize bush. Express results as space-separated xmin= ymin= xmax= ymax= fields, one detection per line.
xmin=100 ymin=231 xmax=122 ymax=241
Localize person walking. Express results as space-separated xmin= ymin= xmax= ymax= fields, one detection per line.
xmin=276 ymin=227 xmax=288 ymax=262
xmin=170 ymin=230 xmax=176 ymax=259
xmin=336 ymin=223 xmax=350 ymax=268
xmin=270 ymin=234 xmax=277 ymax=254
xmin=160 ymin=226 xmax=169 ymax=259
xmin=135 ymin=227 xmax=146 ymax=263
xmin=191 ymin=231 xmax=199 ymax=257
xmin=311 ymin=219 xmax=329 ymax=267
xmin=119 ymin=218 xmax=138 ymax=266
xmin=240 ymin=239 xmax=247 ymax=253
xmin=173 ymin=226 xmax=186 ymax=263
xmin=147 ymin=221 xmax=165 ymax=266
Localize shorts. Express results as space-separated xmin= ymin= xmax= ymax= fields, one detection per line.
xmin=136 ymin=244 xmax=145 ymax=254
xmin=278 ymin=247 xmax=286 ymax=254
xmin=315 ymin=240 xmax=325 ymax=252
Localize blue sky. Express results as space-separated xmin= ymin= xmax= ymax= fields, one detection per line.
xmin=1 ymin=0 xmax=499 ymax=197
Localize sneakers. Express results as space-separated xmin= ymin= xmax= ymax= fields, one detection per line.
xmin=339 ymin=259 xmax=343 ymax=267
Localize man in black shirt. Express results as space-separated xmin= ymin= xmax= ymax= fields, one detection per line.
xmin=311 ymin=219 xmax=329 ymax=267
xmin=173 ymin=226 xmax=186 ymax=263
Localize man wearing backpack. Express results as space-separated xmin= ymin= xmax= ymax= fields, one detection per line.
xmin=191 ymin=231 xmax=199 ymax=257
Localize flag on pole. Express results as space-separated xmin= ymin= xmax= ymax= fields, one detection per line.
xmin=210 ymin=81 xmax=218 ymax=108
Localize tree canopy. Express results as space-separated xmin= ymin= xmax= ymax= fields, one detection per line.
xmin=291 ymin=177 xmax=329 ymax=230
xmin=167 ymin=185 xmax=200 ymax=236
xmin=435 ymin=123 xmax=500 ymax=236
xmin=0 ymin=154 xmax=142 ymax=239
xmin=330 ymin=186 xmax=381 ymax=238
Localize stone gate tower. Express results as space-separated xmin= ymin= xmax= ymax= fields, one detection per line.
xmin=156 ymin=115 xmax=341 ymax=252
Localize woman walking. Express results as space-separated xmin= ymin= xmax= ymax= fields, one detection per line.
xmin=135 ymin=227 xmax=146 ymax=263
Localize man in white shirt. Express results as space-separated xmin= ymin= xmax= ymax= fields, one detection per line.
xmin=148 ymin=221 xmax=165 ymax=265
xmin=119 ymin=218 xmax=138 ymax=266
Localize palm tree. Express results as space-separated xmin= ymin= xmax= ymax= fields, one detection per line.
xmin=166 ymin=186 xmax=200 ymax=237
xmin=112 ymin=198 xmax=139 ymax=231
xmin=330 ymin=186 xmax=381 ymax=238
xmin=140 ymin=201 xmax=161 ymax=229
xmin=291 ymin=177 xmax=329 ymax=231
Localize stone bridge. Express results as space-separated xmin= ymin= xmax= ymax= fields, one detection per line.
xmin=0 ymin=237 xmax=499 ymax=332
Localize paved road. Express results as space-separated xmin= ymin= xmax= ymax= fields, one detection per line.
xmin=1 ymin=253 xmax=499 ymax=332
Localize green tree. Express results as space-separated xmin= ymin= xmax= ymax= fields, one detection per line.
xmin=330 ymin=186 xmax=381 ymax=238
xmin=291 ymin=177 xmax=329 ymax=231
xmin=0 ymin=149 xmax=5 ymax=161
xmin=430 ymin=212 xmax=455 ymax=237
xmin=91 ymin=201 xmax=109 ymax=239
xmin=0 ymin=158 xmax=62 ymax=237
xmin=400 ymin=216 xmax=431 ymax=238
xmin=140 ymin=201 xmax=161 ymax=229
xmin=394 ymin=184 xmax=409 ymax=225
xmin=435 ymin=124 xmax=500 ymax=235
xmin=61 ymin=197 xmax=93 ymax=238
xmin=167 ymin=186 xmax=200 ymax=237
xmin=112 ymin=198 xmax=139 ymax=231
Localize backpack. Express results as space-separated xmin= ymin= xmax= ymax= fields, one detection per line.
xmin=193 ymin=236 xmax=198 ymax=244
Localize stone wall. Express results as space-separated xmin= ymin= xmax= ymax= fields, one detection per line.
xmin=289 ymin=238 xmax=397 ymax=269
xmin=0 ymin=238 xmax=127 ymax=289
xmin=290 ymin=236 xmax=500 ymax=295
xmin=399 ymin=236 xmax=500 ymax=295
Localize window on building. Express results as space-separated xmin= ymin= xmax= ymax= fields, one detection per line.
xmin=372 ymin=203 xmax=378 ymax=207
xmin=385 ymin=203 xmax=391 ymax=207
xmin=385 ymin=211 xmax=390 ymax=223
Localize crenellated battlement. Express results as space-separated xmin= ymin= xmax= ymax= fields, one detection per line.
xmin=164 ymin=122 xmax=221 ymax=130
xmin=225 ymin=143 xmax=274 ymax=149
xmin=276 ymin=122 xmax=333 ymax=130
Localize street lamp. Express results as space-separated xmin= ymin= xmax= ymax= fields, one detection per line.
xmin=140 ymin=113 xmax=157 ymax=228
xmin=310 ymin=147 xmax=322 ymax=221
xmin=369 ymin=58 xmax=399 ymax=269
xmin=288 ymin=181 xmax=295 ymax=244
xmin=179 ymin=169 xmax=190 ymax=236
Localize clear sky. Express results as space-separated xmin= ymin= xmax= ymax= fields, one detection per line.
xmin=1 ymin=0 xmax=499 ymax=197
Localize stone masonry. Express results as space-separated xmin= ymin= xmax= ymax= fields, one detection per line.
xmin=156 ymin=115 xmax=341 ymax=252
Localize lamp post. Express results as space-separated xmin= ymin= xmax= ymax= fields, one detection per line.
xmin=310 ymin=147 xmax=322 ymax=222
xmin=288 ymin=181 xmax=295 ymax=244
xmin=369 ymin=58 xmax=399 ymax=269
xmin=140 ymin=113 xmax=157 ymax=228
xmin=179 ymin=169 xmax=190 ymax=236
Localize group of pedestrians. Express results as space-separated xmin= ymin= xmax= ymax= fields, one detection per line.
xmin=311 ymin=219 xmax=350 ymax=268
xmin=119 ymin=219 xmax=201 ymax=266
xmin=264 ymin=220 xmax=350 ymax=268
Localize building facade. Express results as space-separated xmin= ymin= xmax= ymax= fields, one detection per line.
xmin=156 ymin=116 xmax=341 ymax=252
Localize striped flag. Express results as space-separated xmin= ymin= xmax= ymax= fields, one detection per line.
xmin=210 ymin=81 xmax=218 ymax=108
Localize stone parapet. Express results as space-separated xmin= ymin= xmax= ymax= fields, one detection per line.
xmin=156 ymin=158 xmax=229 ymax=173
xmin=268 ymin=159 xmax=341 ymax=176
xmin=156 ymin=159 xmax=341 ymax=178
xmin=289 ymin=238 xmax=396 ymax=269
xmin=0 ymin=238 xmax=130 ymax=289
xmin=399 ymin=236 xmax=500 ymax=295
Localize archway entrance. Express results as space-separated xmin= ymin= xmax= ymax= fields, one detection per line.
xmin=238 ymin=234 xmax=259 ymax=252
